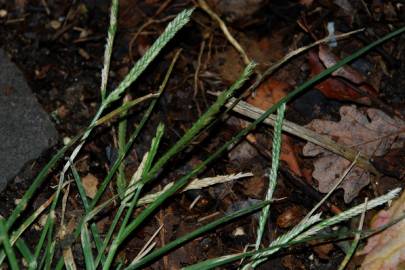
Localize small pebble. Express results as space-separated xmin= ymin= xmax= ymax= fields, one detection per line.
xmin=49 ymin=20 xmax=61 ymax=30
xmin=63 ymin=137 xmax=72 ymax=145
xmin=232 ymin=227 xmax=245 ymax=237
xmin=0 ymin=9 xmax=7 ymax=18
xmin=14 ymin=198 xmax=21 ymax=205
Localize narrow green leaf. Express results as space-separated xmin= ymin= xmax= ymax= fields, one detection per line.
xmin=105 ymin=8 xmax=194 ymax=104
xmin=0 ymin=218 xmax=19 ymax=270
xmin=126 ymin=201 xmax=272 ymax=270
xmin=140 ymin=61 xmax=257 ymax=186
xmin=81 ymin=224 xmax=95 ymax=270
xmin=100 ymin=0 xmax=119 ymax=101
xmin=15 ymin=239 xmax=35 ymax=269
xmin=255 ymin=103 xmax=286 ymax=249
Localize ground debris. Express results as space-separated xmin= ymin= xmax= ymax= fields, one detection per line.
xmin=303 ymin=105 xmax=405 ymax=203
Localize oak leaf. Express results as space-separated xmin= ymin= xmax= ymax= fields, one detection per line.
xmin=302 ymin=105 xmax=404 ymax=203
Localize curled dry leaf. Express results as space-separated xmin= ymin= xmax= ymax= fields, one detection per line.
xmin=358 ymin=189 xmax=405 ymax=270
xmin=303 ymin=105 xmax=405 ymax=203
xmin=308 ymin=48 xmax=377 ymax=104
xmin=308 ymin=51 xmax=361 ymax=101
xmin=82 ymin=173 xmax=99 ymax=199
xmin=319 ymin=45 xmax=366 ymax=84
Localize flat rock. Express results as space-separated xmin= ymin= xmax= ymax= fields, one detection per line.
xmin=0 ymin=49 xmax=58 ymax=192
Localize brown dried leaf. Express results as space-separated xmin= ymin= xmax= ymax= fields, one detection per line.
xmin=303 ymin=105 xmax=405 ymax=203
xmin=277 ymin=205 xmax=306 ymax=229
xmin=308 ymin=51 xmax=369 ymax=103
xmin=82 ymin=173 xmax=99 ymax=199
xmin=358 ymin=189 xmax=405 ymax=270
xmin=299 ymin=0 xmax=314 ymax=6
xmin=319 ymin=45 xmax=366 ymax=84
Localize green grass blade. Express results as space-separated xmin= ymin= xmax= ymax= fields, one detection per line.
xmin=105 ymin=8 xmax=194 ymax=104
xmin=52 ymin=7 xmax=194 ymax=214
xmin=251 ymin=189 xmax=400 ymax=267
xmin=182 ymin=214 xmax=322 ymax=270
xmin=42 ymin=236 xmax=56 ymax=270
xmin=93 ymin=150 xmax=149 ymax=268
xmin=242 ymin=103 xmax=286 ymax=270
xmin=51 ymin=48 xmax=182 ymax=270
xmin=95 ymin=93 xmax=159 ymax=126
xmin=337 ymin=198 xmax=367 ymax=270
xmin=6 ymin=134 xmax=80 ymax=230
xmin=37 ymin=175 xmax=67 ymax=269
xmin=0 ymin=218 xmax=19 ymax=270
xmin=113 ymin=62 xmax=256 ymax=245
xmin=100 ymin=0 xmax=118 ymax=101
xmin=102 ymin=123 xmax=165 ymax=269
xmin=117 ymin=97 xmax=129 ymax=198
xmin=94 ymin=121 xmax=164 ymax=268
xmin=70 ymin=165 xmax=105 ymax=264
xmin=140 ymin=61 xmax=257 ymax=186
xmin=296 ymin=188 xmax=401 ymax=242
xmin=33 ymin=216 xmax=50 ymax=264
xmin=15 ymin=239 xmax=35 ymax=269
xmin=71 ymin=165 xmax=90 ymax=211
xmin=93 ymin=205 xmax=124 ymax=268
xmin=81 ymin=224 xmax=95 ymax=270
xmin=255 ymin=103 xmax=285 ymax=249
xmin=0 ymin=192 xmax=54 ymax=265
xmin=119 ymin=26 xmax=405 ymax=267
xmin=90 ymin=49 xmax=181 ymax=208
xmin=125 ymin=201 xmax=272 ymax=270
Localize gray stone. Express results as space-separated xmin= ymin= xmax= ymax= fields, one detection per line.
xmin=0 ymin=48 xmax=58 ymax=192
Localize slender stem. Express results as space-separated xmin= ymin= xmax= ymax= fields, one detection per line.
xmin=0 ymin=219 xmax=19 ymax=270
xmin=100 ymin=0 xmax=119 ymax=101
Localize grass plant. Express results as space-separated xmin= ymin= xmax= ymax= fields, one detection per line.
xmin=1 ymin=1 xmax=404 ymax=269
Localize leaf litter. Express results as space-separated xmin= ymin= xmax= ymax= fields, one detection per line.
xmin=358 ymin=188 xmax=405 ymax=270
xmin=303 ymin=105 xmax=405 ymax=203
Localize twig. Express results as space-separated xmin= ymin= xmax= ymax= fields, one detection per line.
xmin=155 ymin=0 xmax=173 ymax=16
xmin=194 ymin=40 xmax=205 ymax=98
xmin=222 ymin=28 xmax=364 ymax=119
xmin=132 ymin=224 xmax=163 ymax=263
xmin=40 ymin=0 xmax=50 ymax=15
xmin=221 ymin=97 xmax=378 ymax=174
xmin=197 ymin=0 xmax=251 ymax=65
xmin=338 ymin=198 xmax=367 ymax=270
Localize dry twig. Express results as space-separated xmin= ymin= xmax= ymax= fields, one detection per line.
xmin=197 ymin=0 xmax=251 ymax=65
